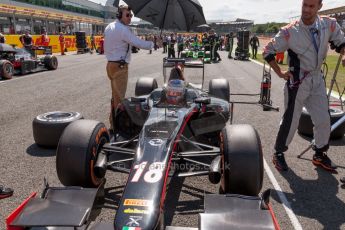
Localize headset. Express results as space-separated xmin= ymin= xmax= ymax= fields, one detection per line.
xmin=116 ymin=5 xmax=131 ymax=19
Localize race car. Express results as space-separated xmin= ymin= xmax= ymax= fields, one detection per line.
xmin=6 ymin=58 xmax=279 ymax=230
xmin=0 ymin=43 xmax=58 ymax=80
xmin=181 ymin=45 xmax=211 ymax=63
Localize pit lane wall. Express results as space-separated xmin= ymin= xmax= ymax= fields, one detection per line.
xmin=4 ymin=35 xmax=103 ymax=53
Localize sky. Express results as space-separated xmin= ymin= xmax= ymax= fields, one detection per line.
xmin=91 ymin=0 xmax=344 ymax=23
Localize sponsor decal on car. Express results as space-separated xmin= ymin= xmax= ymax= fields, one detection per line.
xmin=124 ymin=199 xmax=153 ymax=207
xmin=124 ymin=208 xmax=149 ymax=215
xmin=131 ymin=162 xmax=165 ymax=183
xmin=148 ymin=139 xmax=163 ymax=146
xmin=125 ymin=216 xmax=142 ymax=227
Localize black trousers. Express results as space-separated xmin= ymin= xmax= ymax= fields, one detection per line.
xmin=252 ymin=46 xmax=258 ymax=58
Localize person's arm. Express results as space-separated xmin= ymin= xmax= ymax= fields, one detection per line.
xmin=267 ymin=59 xmax=292 ymax=80
xmin=122 ymin=27 xmax=153 ymax=50
xmin=263 ymin=26 xmax=291 ymax=80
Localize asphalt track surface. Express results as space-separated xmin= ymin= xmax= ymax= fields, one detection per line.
xmin=0 ymin=50 xmax=344 ymax=230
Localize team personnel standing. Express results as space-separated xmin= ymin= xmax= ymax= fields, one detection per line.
xmin=227 ymin=32 xmax=234 ymax=59
xmin=168 ymin=33 xmax=176 ymax=58
xmin=263 ymin=0 xmax=345 ymax=172
xmin=177 ymin=34 xmax=184 ymax=58
xmin=59 ymin=32 xmax=65 ymax=55
xmin=40 ymin=29 xmax=50 ymax=46
xmin=20 ymin=30 xmax=33 ymax=56
xmin=249 ymin=33 xmax=260 ymax=59
xmin=162 ymin=35 xmax=168 ymax=53
xmin=104 ymin=5 xmax=153 ymax=128
xmin=202 ymin=32 xmax=210 ymax=53
xmin=90 ymin=33 xmax=97 ymax=52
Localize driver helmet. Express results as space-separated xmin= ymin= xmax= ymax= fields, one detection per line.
xmin=166 ymin=79 xmax=186 ymax=105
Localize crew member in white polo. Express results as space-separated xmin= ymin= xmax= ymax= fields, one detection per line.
xmin=104 ymin=5 xmax=153 ymax=129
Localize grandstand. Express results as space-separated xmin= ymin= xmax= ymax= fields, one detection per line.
xmin=0 ymin=0 xmax=118 ymax=35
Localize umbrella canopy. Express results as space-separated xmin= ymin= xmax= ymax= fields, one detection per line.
xmin=123 ymin=0 xmax=206 ymax=31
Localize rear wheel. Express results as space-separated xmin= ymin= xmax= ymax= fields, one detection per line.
xmin=220 ymin=124 xmax=263 ymax=196
xmin=209 ymin=79 xmax=230 ymax=102
xmin=135 ymin=77 xmax=158 ymax=96
xmin=0 ymin=60 xmax=14 ymax=80
xmin=298 ymin=107 xmax=345 ymax=139
xmin=56 ymin=120 xmax=109 ymax=187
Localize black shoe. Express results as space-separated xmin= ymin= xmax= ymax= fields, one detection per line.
xmin=272 ymin=152 xmax=288 ymax=171
xmin=0 ymin=185 xmax=13 ymax=199
xmin=312 ymin=152 xmax=337 ymax=171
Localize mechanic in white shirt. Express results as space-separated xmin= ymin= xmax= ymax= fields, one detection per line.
xmin=104 ymin=5 xmax=153 ymax=129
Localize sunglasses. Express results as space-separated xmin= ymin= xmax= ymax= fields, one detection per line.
xmin=126 ymin=13 xmax=133 ymax=18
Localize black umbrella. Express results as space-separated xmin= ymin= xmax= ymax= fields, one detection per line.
xmin=123 ymin=0 xmax=206 ymax=31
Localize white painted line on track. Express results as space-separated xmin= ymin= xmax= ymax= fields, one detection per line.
xmin=263 ymin=158 xmax=303 ymax=230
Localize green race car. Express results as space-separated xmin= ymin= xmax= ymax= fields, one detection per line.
xmin=181 ymin=43 xmax=211 ymax=63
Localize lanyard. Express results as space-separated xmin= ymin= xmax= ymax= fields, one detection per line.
xmin=310 ymin=28 xmax=319 ymax=53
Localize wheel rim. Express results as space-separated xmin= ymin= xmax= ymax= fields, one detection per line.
xmin=4 ymin=63 xmax=14 ymax=75
xmin=45 ymin=112 xmax=74 ymax=120
xmin=51 ymin=57 xmax=58 ymax=68
xmin=92 ymin=134 xmax=109 ymax=181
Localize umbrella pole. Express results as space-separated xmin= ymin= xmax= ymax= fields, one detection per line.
xmin=160 ymin=0 xmax=170 ymax=31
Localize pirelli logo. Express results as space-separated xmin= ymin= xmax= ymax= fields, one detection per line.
xmin=124 ymin=199 xmax=152 ymax=207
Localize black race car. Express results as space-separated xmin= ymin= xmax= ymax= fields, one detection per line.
xmin=0 ymin=43 xmax=58 ymax=80
xmin=6 ymin=58 xmax=279 ymax=230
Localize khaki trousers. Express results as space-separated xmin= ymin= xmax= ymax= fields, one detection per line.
xmin=106 ymin=62 xmax=129 ymax=128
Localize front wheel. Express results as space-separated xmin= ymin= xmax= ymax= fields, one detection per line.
xmin=220 ymin=124 xmax=263 ymax=196
xmin=56 ymin=120 xmax=109 ymax=187
xmin=0 ymin=60 xmax=14 ymax=80
xmin=44 ymin=55 xmax=58 ymax=70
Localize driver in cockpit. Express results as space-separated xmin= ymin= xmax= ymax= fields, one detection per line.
xmin=161 ymin=64 xmax=186 ymax=106
xmin=169 ymin=64 xmax=185 ymax=81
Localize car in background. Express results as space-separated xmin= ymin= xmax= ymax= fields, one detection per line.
xmin=181 ymin=44 xmax=211 ymax=63
xmin=0 ymin=43 xmax=58 ymax=80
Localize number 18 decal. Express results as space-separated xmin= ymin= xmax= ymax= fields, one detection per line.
xmin=131 ymin=161 xmax=165 ymax=183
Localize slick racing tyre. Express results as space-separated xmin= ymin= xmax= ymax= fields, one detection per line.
xmin=220 ymin=124 xmax=263 ymax=196
xmin=209 ymin=79 xmax=230 ymax=102
xmin=32 ymin=111 xmax=83 ymax=148
xmin=43 ymin=55 xmax=58 ymax=70
xmin=298 ymin=107 xmax=345 ymax=139
xmin=135 ymin=77 xmax=158 ymax=96
xmin=0 ymin=60 xmax=14 ymax=80
xmin=56 ymin=120 xmax=109 ymax=187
